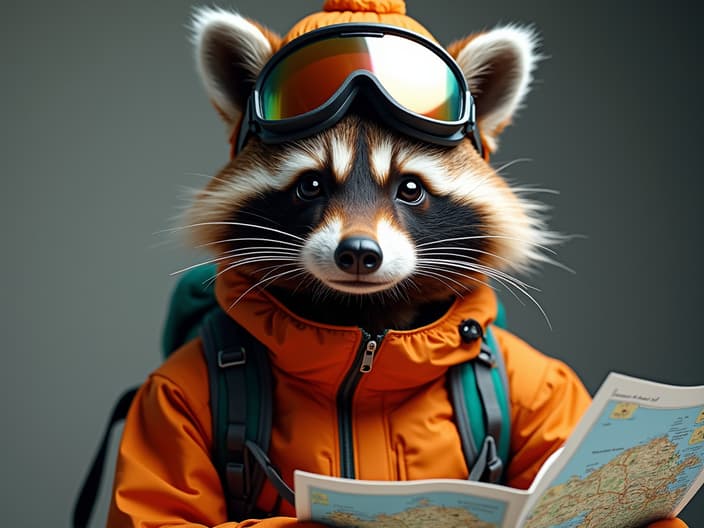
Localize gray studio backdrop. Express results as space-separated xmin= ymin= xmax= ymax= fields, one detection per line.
xmin=2 ymin=0 xmax=703 ymax=526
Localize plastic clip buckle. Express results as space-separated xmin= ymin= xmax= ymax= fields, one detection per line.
xmin=218 ymin=346 xmax=247 ymax=368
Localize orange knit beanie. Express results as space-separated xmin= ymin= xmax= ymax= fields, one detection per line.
xmin=282 ymin=0 xmax=436 ymax=45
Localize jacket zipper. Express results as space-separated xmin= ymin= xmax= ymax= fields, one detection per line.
xmin=336 ymin=329 xmax=385 ymax=478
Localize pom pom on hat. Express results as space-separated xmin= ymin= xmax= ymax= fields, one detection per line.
xmin=323 ymin=0 xmax=406 ymax=13
xmin=282 ymin=0 xmax=436 ymax=45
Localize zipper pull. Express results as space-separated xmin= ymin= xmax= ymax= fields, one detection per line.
xmin=359 ymin=339 xmax=378 ymax=373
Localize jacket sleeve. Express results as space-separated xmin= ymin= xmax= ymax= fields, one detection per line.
xmin=106 ymin=365 xmax=325 ymax=528
xmin=503 ymin=345 xmax=593 ymax=490
xmin=647 ymin=520 xmax=688 ymax=528
xmin=496 ymin=329 xmax=689 ymax=528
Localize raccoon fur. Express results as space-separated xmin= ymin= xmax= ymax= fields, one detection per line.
xmin=185 ymin=9 xmax=557 ymax=334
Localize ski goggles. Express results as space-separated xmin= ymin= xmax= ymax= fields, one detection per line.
xmin=234 ymin=23 xmax=483 ymax=157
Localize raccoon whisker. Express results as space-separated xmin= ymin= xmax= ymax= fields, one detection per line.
xmin=235 ymin=208 xmax=331 ymax=244
xmin=531 ymin=254 xmax=576 ymax=275
xmin=378 ymin=282 xmax=410 ymax=305
xmin=171 ymin=250 xmax=300 ymax=277
xmin=416 ymin=264 xmax=494 ymax=290
xmin=233 ymin=209 xmax=296 ymax=227
xmin=415 ymin=233 xmax=537 ymax=249
xmin=429 ymin=268 xmax=529 ymax=304
xmin=414 ymin=272 xmax=470 ymax=298
xmin=470 ymin=267 xmax=539 ymax=298
xmin=511 ymin=186 xmax=560 ymax=196
xmin=247 ymin=262 xmax=303 ymax=276
xmin=213 ymin=257 xmax=298 ymax=281
xmin=290 ymin=274 xmax=319 ymax=298
xmin=314 ymin=284 xmax=349 ymax=305
xmin=238 ymin=255 xmax=301 ymax=266
xmin=413 ymin=266 xmax=479 ymax=297
xmin=217 ymin=245 xmax=300 ymax=258
xmin=492 ymin=157 xmax=533 ymax=175
xmin=310 ymin=282 xmax=334 ymax=304
xmin=418 ymin=258 xmax=537 ymax=292
xmin=431 ymin=259 xmax=542 ymax=307
xmin=207 ymin=251 xmax=300 ymax=273
xmin=171 ymin=255 xmax=237 ymax=276
xmin=402 ymin=277 xmax=423 ymax=295
xmin=417 ymin=259 xmax=550 ymax=326
xmin=392 ymin=283 xmax=414 ymax=304
xmin=203 ymin=256 xmax=302 ymax=287
xmin=464 ymin=173 xmax=498 ymax=198
xmin=199 ymin=237 xmax=305 ymax=250
xmin=228 ymin=267 xmax=309 ymax=311
xmin=415 ymin=248 xmax=514 ymax=268
xmin=223 ymin=255 xmax=300 ymax=269
xmin=165 ymin=222 xmax=306 ymax=242
xmin=416 ymin=251 xmax=479 ymax=263
xmin=209 ymin=262 xmax=297 ymax=291
xmin=385 ymin=287 xmax=402 ymax=304
xmin=420 ymin=263 xmax=539 ymax=320
xmin=424 ymin=271 xmax=504 ymax=305
xmin=183 ymin=172 xmax=231 ymax=184
xmin=434 ymin=263 xmax=527 ymax=307
xmin=415 ymin=234 xmax=558 ymax=256
xmin=428 ymin=228 xmax=572 ymax=274
xmin=452 ymin=262 xmax=552 ymax=329
xmin=220 ymin=247 xmax=302 ymax=258
xmin=498 ymin=277 xmax=552 ymax=329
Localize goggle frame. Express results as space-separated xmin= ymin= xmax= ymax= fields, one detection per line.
xmin=235 ymin=23 xmax=483 ymax=157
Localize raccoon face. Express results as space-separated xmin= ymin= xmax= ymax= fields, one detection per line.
xmin=185 ymin=9 xmax=557 ymax=329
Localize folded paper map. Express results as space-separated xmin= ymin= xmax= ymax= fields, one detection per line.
xmin=295 ymin=373 xmax=704 ymax=527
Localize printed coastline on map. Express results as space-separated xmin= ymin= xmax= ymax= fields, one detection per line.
xmin=294 ymin=470 xmax=532 ymax=527
xmin=518 ymin=373 xmax=704 ymax=527
xmin=295 ymin=373 xmax=704 ymax=528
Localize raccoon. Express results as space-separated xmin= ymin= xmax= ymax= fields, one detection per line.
xmin=184 ymin=9 xmax=556 ymax=335
xmin=105 ymin=7 xmax=602 ymax=527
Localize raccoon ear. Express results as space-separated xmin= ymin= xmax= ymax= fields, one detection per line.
xmin=191 ymin=8 xmax=281 ymax=126
xmin=448 ymin=26 xmax=540 ymax=153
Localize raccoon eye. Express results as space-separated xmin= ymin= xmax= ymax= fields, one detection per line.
xmin=296 ymin=171 xmax=324 ymax=201
xmin=396 ymin=177 xmax=426 ymax=205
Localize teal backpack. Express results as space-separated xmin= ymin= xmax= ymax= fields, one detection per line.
xmin=72 ymin=264 xmax=511 ymax=525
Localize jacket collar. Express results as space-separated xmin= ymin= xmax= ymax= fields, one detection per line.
xmin=215 ymin=268 xmax=498 ymax=390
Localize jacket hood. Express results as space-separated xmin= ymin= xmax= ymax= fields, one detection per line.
xmin=215 ymin=268 xmax=498 ymax=392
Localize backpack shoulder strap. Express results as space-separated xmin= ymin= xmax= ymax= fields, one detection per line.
xmin=72 ymin=387 xmax=139 ymax=528
xmin=200 ymin=307 xmax=293 ymax=520
xmin=449 ymin=323 xmax=511 ymax=484
xmin=483 ymin=325 xmax=511 ymax=470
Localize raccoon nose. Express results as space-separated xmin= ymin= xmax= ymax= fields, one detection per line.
xmin=334 ymin=237 xmax=383 ymax=275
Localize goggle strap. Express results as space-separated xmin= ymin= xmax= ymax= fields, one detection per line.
xmin=471 ymin=125 xmax=486 ymax=161
xmin=231 ymin=103 xmax=252 ymax=159
xmin=229 ymin=127 xmax=238 ymax=160
xmin=467 ymin=97 xmax=485 ymax=160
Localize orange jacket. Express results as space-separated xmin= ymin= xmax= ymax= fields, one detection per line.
xmin=107 ymin=269 xmax=687 ymax=527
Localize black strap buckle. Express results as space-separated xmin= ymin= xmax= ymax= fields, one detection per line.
xmin=477 ymin=343 xmax=496 ymax=368
xmin=468 ymin=436 xmax=503 ymax=483
xmin=218 ymin=346 xmax=247 ymax=368
xmin=226 ymin=462 xmax=247 ymax=498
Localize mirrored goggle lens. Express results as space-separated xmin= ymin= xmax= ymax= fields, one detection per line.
xmin=259 ymin=33 xmax=464 ymax=122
